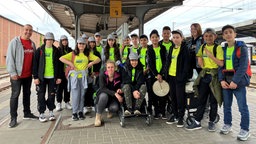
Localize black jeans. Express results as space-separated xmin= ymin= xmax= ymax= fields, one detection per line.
xmin=56 ymin=77 xmax=70 ymax=103
xmin=84 ymin=83 xmax=95 ymax=107
xmin=195 ymin=74 xmax=218 ymax=122
xmin=168 ymin=76 xmax=186 ymax=119
xmin=149 ymin=77 xmax=168 ymax=116
xmin=10 ymin=76 xmax=32 ymax=118
xmin=37 ymin=78 xmax=56 ymax=113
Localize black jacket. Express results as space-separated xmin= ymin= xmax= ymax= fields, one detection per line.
xmin=147 ymin=44 xmax=167 ymax=77
xmin=159 ymin=40 xmax=173 ymax=50
xmin=121 ymin=60 xmax=145 ymax=92
xmin=165 ymin=41 xmax=189 ymax=83
xmin=58 ymin=46 xmax=73 ymax=78
xmin=97 ymin=71 xmax=122 ymax=97
xmin=33 ymin=44 xmax=61 ymax=81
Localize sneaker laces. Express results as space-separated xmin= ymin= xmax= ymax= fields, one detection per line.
xmin=222 ymin=124 xmax=231 ymax=130
xmin=239 ymin=129 xmax=248 ymax=136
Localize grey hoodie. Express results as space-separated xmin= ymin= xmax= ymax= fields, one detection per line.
xmin=6 ymin=36 xmax=36 ymax=77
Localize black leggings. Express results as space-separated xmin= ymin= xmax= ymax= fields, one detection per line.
xmin=96 ymin=93 xmax=119 ymax=114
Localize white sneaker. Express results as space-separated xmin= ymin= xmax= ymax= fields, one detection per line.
xmin=49 ymin=111 xmax=55 ymax=121
xmin=65 ymin=102 xmax=72 ymax=110
xmin=83 ymin=107 xmax=89 ymax=114
xmin=87 ymin=106 xmax=92 ymax=113
xmin=56 ymin=103 xmax=62 ymax=111
xmin=92 ymin=107 xmax=95 ymax=112
xmin=39 ymin=113 xmax=47 ymax=123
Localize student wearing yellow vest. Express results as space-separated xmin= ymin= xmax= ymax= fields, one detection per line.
xmin=147 ymin=29 xmax=167 ymax=119
xmin=138 ymin=34 xmax=152 ymax=114
xmin=60 ymin=38 xmax=101 ymax=121
xmin=33 ymin=32 xmax=62 ymax=123
xmin=218 ymin=25 xmax=250 ymax=141
xmin=186 ymin=28 xmax=223 ymax=131
xmin=94 ymin=32 xmax=104 ymax=62
xmin=165 ymin=30 xmax=189 ymax=127
xmin=130 ymin=33 xmax=140 ymax=54
xmin=159 ymin=26 xmax=173 ymax=53
xmin=120 ymin=35 xmax=131 ymax=63
xmin=104 ymin=34 xmax=121 ymax=63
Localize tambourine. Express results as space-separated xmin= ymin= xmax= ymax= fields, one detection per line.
xmin=152 ymin=80 xmax=170 ymax=97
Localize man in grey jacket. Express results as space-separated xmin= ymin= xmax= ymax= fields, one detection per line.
xmin=6 ymin=24 xmax=38 ymax=128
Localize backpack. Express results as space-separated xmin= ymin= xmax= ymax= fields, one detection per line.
xmin=223 ymin=42 xmax=252 ymax=77
xmin=65 ymin=52 xmax=75 ymax=79
xmin=235 ymin=47 xmax=252 ymax=77
xmin=201 ymin=43 xmax=218 ymax=57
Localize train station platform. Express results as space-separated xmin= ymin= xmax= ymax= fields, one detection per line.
xmin=0 ymin=84 xmax=255 ymax=144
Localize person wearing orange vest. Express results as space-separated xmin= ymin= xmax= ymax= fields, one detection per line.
xmin=218 ymin=25 xmax=250 ymax=141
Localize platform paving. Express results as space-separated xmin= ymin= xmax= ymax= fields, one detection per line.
xmin=0 ymin=85 xmax=255 ymax=144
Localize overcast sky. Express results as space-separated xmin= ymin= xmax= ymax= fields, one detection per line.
xmin=0 ymin=0 xmax=256 ymax=47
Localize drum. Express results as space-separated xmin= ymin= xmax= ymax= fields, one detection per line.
xmin=152 ymin=80 xmax=170 ymax=97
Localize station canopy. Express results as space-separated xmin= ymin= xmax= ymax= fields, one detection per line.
xmin=36 ymin=0 xmax=184 ymax=38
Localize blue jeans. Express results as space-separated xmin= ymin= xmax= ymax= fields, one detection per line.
xmin=222 ymin=87 xmax=250 ymax=131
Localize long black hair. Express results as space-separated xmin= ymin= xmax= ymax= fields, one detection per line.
xmin=59 ymin=39 xmax=72 ymax=56
xmin=104 ymin=40 xmax=121 ymax=62
xmin=74 ymin=43 xmax=90 ymax=56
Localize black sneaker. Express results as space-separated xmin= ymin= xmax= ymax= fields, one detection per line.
xmin=154 ymin=114 xmax=160 ymax=120
xmin=166 ymin=115 xmax=176 ymax=124
xmin=23 ymin=113 xmax=38 ymax=120
xmin=72 ymin=113 xmax=79 ymax=121
xmin=177 ymin=119 xmax=184 ymax=128
xmin=186 ymin=120 xmax=202 ymax=130
xmin=78 ymin=112 xmax=85 ymax=120
xmin=208 ymin=121 xmax=216 ymax=132
xmin=162 ymin=114 xmax=167 ymax=120
xmin=9 ymin=118 xmax=17 ymax=128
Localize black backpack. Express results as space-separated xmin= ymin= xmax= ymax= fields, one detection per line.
xmin=201 ymin=43 xmax=218 ymax=57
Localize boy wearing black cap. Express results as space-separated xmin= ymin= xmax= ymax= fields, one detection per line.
xmin=165 ymin=30 xmax=189 ymax=127
xmin=218 ymin=25 xmax=250 ymax=141
xmin=186 ymin=28 xmax=223 ymax=131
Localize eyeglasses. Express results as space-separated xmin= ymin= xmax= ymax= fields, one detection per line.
xmin=78 ymin=43 xmax=85 ymax=45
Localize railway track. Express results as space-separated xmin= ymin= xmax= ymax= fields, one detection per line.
xmin=0 ymin=72 xmax=10 ymax=92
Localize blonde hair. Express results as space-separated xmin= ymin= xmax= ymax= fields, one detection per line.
xmin=105 ymin=60 xmax=116 ymax=68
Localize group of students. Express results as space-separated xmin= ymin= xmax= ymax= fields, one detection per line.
xmin=6 ymin=23 xmax=251 ymax=141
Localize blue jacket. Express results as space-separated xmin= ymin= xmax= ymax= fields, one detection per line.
xmin=218 ymin=41 xmax=250 ymax=87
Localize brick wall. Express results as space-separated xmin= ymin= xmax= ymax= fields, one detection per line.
xmin=0 ymin=16 xmax=42 ymax=67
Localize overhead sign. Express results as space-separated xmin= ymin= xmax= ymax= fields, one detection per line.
xmin=110 ymin=0 xmax=122 ymax=18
